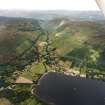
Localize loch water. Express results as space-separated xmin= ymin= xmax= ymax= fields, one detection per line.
xmin=35 ymin=72 xmax=105 ymax=105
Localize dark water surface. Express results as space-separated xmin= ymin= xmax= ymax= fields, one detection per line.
xmin=35 ymin=72 xmax=105 ymax=105
xmin=0 ymin=80 xmax=6 ymax=88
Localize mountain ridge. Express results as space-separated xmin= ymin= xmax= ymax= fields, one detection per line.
xmin=0 ymin=10 xmax=104 ymax=21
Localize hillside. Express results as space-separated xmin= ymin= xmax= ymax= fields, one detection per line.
xmin=0 ymin=15 xmax=105 ymax=105
xmin=0 ymin=17 xmax=46 ymax=79
xmin=45 ymin=18 xmax=105 ymax=71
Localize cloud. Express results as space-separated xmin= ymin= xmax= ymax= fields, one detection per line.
xmin=0 ymin=0 xmax=99 ymax=10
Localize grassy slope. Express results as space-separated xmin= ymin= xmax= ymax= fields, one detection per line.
xmin=44 ymin=19 xmax=105 ymax=71
xmin=0 ymin=18 xmax=40 ymax=63
xmin=1 ymin=17 xmax=105 ymax=105
xmin=50 ymin=21 xmax=105 ymax=53
xmin=0 ymin=17 xmax=47 ymax=105
xmin=18 ymin=18 xmax=105 ymax=78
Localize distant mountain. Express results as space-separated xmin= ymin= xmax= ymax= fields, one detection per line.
xmin=0 ymin=10 xmax=105 ymax=21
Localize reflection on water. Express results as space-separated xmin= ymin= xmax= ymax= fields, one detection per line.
xmin=35 ymin=72 xmax=105 ymax=105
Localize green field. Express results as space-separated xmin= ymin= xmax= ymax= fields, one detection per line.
xmin=0 ymin=16 xmax=105 ymax=105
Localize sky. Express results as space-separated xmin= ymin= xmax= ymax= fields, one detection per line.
xmin=0 ymin=0 xmax=100 ymax=11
